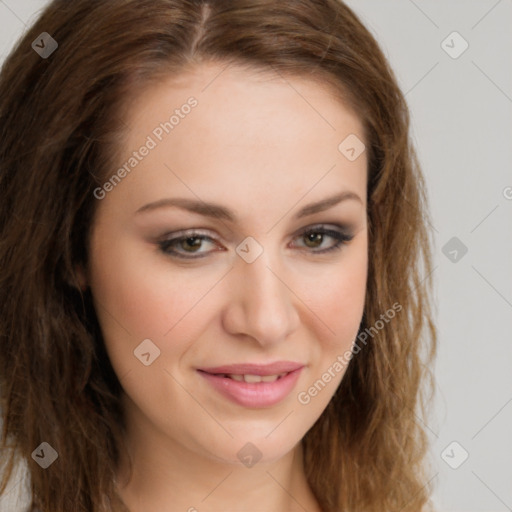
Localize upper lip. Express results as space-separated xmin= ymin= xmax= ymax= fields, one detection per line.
xmin=197 ymin=361 xmax=304 ymax=376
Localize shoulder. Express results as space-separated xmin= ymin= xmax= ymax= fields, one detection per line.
xmin=0 ymin=451 xmax=32 ymax=512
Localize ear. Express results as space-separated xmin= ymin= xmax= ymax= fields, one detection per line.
xmin=75 ymin=264 xmax=88 ymax=291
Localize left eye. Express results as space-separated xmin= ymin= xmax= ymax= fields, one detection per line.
xmin=290 ymin=226 xmax=354 ymax=253
xmin=158 ymin=225 xmax=353 ymax=259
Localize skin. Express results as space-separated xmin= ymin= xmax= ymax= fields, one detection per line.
xmin=82 ymin=61 xmax=368 ymax=512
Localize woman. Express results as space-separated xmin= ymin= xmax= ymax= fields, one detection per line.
xmin=0 ymin=0 xmax=437 ymax=511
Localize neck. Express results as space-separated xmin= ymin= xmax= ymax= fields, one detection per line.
xmin=114 ymin=400 xmax=320 ymax=512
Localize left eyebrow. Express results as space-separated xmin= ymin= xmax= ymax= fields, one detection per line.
xmin=134 ymin=190 xmax=363 ymax=221
xmin=294 ymin=191 xmax=363 ymax=218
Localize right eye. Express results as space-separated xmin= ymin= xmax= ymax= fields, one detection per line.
xmin=157 ymin=230 xmax=223 ymax=259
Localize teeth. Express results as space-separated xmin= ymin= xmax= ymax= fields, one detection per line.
xmin=244 ymin=374 xmax=264 ymax=383
xmin=225 ymin=373 xmax=288 ymax=383
xmin=261 ymin=374 xmax=279 ymax=382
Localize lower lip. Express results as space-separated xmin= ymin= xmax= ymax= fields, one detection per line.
xmin=197 ymin=368 xmax=303 ymax=408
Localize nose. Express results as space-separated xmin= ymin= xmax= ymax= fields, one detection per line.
xmin=221 ymin=251 xmax=300 ymax=347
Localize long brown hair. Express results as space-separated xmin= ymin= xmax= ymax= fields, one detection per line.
xmin=0 ymin=1 xmax=437 ymax=510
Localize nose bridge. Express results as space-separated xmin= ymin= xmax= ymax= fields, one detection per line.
xmin=222 ymin=248 xmax=299 ymax=345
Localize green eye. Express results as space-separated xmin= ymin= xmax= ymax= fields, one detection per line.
xmin=158 ymin=232 xmax=218 ymax=259
xmin=158 ymin=225 xmax=354 ymax=260
xmin=293 ymin=226 xmax=354 ymax=253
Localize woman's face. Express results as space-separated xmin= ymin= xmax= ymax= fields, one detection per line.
xmin=86 ymin=62 xmax=368 ymax=468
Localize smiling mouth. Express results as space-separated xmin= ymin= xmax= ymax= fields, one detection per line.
xmin=197 ymin=366 xmax=304 ymax=408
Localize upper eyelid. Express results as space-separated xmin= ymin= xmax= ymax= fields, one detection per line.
xmin=158 ymin=224 xmax=352 ymax=252
xmin=160 ymin=223 xmax=351 ymax=239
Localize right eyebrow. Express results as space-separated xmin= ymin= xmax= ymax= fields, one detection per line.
xmin=134 ymin=190 xmax=363 ymax=222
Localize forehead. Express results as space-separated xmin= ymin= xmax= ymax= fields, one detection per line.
xmin=103 ymin=62 xmax=367 ymax=217
xmin=123 ymin=61 xmax=365 ymax=142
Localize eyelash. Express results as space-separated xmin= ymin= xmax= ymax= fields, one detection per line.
xmin=157 ymin=225 xmax=354 ymax=260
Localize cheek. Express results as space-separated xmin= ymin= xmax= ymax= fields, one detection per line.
xmin=302 ymin=247 xmax=368 ymax=352
xmin=88 ymin=221 xmax=367 ymax=378
xmin=294 ymin=250 xmax=367 ymax=412
xmin=87 ymin=232 xmax=204 ymax=378
xmin=336 ymin=260 xmax=367 ymax=335
xmin=88 ymin=231 xmax=215 ymax=339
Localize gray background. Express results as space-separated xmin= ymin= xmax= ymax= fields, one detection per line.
xmin=0 ymin=1 xmax=511 ymax=511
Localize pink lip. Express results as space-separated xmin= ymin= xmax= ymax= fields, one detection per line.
xmin=197 ymin=361 xmax=304 ymax=408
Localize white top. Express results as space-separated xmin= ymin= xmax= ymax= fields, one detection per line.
xmin=0 ymin=454 xmax=31 ymax=512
